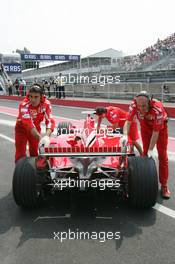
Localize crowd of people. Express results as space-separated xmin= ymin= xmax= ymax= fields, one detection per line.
xmin=116 ymin=33 xmax=175 ymax=71
xmin=6 ymin=78 xmax=27 ymax=96
xmin=12 ymin=78 xmax=26 ymax=96
xmin=35 ymin=74 xmax=66 ymax=99
xmin=6 ymin=74 xmax=66 ymax=99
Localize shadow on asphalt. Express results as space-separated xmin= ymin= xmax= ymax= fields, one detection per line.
xmin=0 ymin=190 xmax=156 ymax=250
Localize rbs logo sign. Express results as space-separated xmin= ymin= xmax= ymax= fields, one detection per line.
xmin=3 ymin=63 xmax=22 ymax=73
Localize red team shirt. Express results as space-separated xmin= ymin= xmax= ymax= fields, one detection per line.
xmin=105 ymin=106 xmax=128 ymax=127
xmin=16 ymin=95 xmax=55 ymax=132
xmin=127 ymin=99 xmax=168 ymax=132
xmin=104 ymin=106 xmax=139 ymax=142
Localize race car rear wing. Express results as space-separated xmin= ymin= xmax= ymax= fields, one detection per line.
xmin=39 ymin=146 xmax=133 ymax=157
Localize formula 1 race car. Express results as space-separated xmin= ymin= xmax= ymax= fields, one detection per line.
xmin=12 ymin=111 xmax=158 ymax=209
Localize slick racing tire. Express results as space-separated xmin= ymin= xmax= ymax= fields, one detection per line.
xmin=128 ymin=156 xmax=158 ymax=209
xmin=12 ymin=157 xmax=45 ymax=208
xmin=57 ymin=121 xmax=72 ymax=135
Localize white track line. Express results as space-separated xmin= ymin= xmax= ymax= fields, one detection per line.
xmin=53 ymin=115 xmax=79 ymax=122
xmin=0 ymin=110 xmax=79 ymax=122
xmin=1 ymin=109 xmax=175 ymax=125
xmin=0 ymin=119 xmax=16 ymax=126
xmin=0 ymin=132 xmax=175 ymax=220
xmin=153 ymin=204 xmax=175 ymax=219
xmin=169 ymin=136 xmax=175 ymax=140
xmin=0 ymin=133 xmax=15 ymax=143
xmin=0 ymin=112 xmax=17 ymax=118
xmin=52 ymin=105 xmax=90 ymax=110
xmin=1 ymin=99 xmax=175 ymax=120
xmin=96 ymin=216 xmax=113 ymax=219
xmin=34 ymin=214 xmax=71 ymax=222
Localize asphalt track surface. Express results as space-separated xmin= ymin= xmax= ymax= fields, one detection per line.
xmin=0 ymin=99 xmax=175 ymax=264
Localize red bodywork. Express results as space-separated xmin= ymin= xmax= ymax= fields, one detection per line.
xmin=40 ymin=113 xmax=131 ymax=176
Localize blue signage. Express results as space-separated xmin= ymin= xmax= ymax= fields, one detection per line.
xmin=21 ymin=53 xmax=81 ymax=62
xmin=3 ymin=63 xmax=22 ymax=73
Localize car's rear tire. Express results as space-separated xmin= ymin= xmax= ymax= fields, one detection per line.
xmin=57 ymin=121 xmax=72 ymax=135
xmin=12 ymin=157 xmax=45 ymax=208
xmin=128 ymin=156 xmax=158 ymax=209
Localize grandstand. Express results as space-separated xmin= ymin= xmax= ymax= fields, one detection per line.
xmin=4 ymin=34 xmax=175 ymax=102
xmin=15 ymin=32 xmax=175 ymax=82
xmin=113 ymin=33 xmax=175 ymax=72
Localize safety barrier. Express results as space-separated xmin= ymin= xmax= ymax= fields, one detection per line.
xmin=0 ymin=95 xmax=175 ymax=118
xmin=5 ymin=82 xmax=175 ymax=103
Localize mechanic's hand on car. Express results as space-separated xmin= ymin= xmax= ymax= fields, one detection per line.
xmin=147 ymin=149 xmax=154 ymax=158
xmin=120 ymin=135 xmax=128 ymax=147
xmin=39 ymin=135 xmax=50 ymax=148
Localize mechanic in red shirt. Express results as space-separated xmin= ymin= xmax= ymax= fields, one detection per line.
xmin=123 ymin=91 xmax=170 ymax=199
xmin=95 ymin=106 xmax=142 ymax=155
xmin=15 ymin=84 xmax=55 ymax=163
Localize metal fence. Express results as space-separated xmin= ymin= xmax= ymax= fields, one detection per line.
xmin=7 ymin=81 xmax=175 ymax=103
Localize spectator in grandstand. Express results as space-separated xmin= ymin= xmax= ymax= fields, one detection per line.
xmin=122 ymin=91 xmax=170 ymax=199
xmin=15 ymin=84 xmax=55 ymax=163
xmin=116 ymin=32 xmax=175 ymax=71
xmin=95 ymin=106 xmax=142 ymax=155
xmin=7 ymin=79 xmax=13 ymax=96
